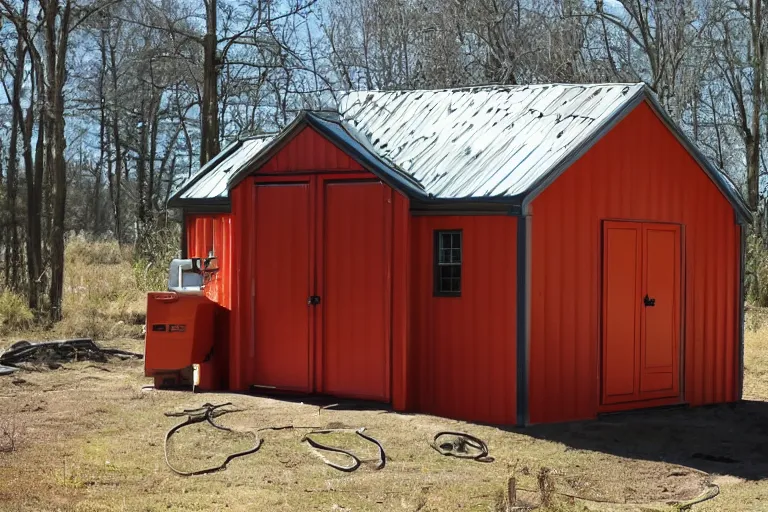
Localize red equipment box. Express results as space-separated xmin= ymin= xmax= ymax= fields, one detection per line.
xmin=144 ymin=292 xmax=220 ymax=389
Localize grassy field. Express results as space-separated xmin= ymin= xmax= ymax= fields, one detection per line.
xmin=0 ymin=241 xmax=767 ymax=511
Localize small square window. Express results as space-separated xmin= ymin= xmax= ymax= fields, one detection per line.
xmin=434 ymin=230 xmax=462 ymax=296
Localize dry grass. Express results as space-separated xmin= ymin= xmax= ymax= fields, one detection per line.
xmin=0 ymin=244 xmax=767 ymax=511
xmin=54 ymin=236 xmax=147 ymax=341
xmin=744 ymin=307 xmax=768 ymax=401
xmin=1 ymin=331 xmax=766 ymax=511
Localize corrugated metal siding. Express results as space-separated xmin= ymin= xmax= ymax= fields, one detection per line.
xmin=185 ymin=213 xmax=232 ymax=309
xmin=528 ymin=101 xmax=741 ymax=424
xmin=260 ymin=126 xmax=363 ymax=173
xmin=340 ymin=84 xmax=644 ymax=198
xmin=411 ymin=215 xmax=517 ymax=424
xmin=391 ymin=192 xmax=411 ymax=411
xmin=230 ymin=177 xmax=252 ymax=390
xmin=228 ymin=130 xmax=409 ymax=397
xmin=321 ymin=180 xmax=392 ymax=401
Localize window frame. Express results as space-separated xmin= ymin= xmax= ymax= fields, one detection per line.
xmin=433 ymin=229 xmax=463 ymax=297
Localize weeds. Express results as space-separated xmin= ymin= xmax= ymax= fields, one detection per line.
xmin=747 ymin=234 xmax=768 ymax=306
xmin=133 ymin=224 xmax=180 ymax=293
xmin=0 ymin=416 xmax=26 ymax=453
xmin=0 ymin=290 xmax=34 ymax=334
xmin=537 ymin=467 xmax=556 ymax=508
xmin=56 ymin=234 xmax=148 ymax=340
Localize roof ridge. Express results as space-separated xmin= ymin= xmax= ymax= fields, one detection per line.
xmin=341 ymin=82 xmax=645 ymax=96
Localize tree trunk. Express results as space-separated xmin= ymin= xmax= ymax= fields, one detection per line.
xmin=748 ymin=0 xmax=763 ymax=216
xmin=200 ymin=0 xmax=220 ymax=166
xmin=43 ymin=0 xmax=72 ymax=321
xmin=136 ymin=95 xmax=148 ymax=244
xmin=25 ymin=47 xmax=45 ymax=312
xmin=94 ymin=27 xmax=107 ymax=235
xmin=108 ymin=32 xmax=123 ymax=243
xmin=5 ymin=31 xmax=24 ymax=291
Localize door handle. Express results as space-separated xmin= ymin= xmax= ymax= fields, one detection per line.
xmin=307 ymin=295 xmax=321 ymax=306
xmin=643 ymin=295 xmax=656 ymax=307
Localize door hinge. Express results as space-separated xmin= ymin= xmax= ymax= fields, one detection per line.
xmin=307 ymin=295 xmax=321 ymax=306
xmin=643 ymin=295 xmax=656 ymax=307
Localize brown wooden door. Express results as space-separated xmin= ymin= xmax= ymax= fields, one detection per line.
xmin=602 ymin=221 xmax=681 ymax=407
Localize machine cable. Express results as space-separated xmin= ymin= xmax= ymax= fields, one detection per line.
xmin=301 ymin=428 xmax=386 ymax=472
xmin=164 ymin=402 xmax=262 ymax=476
xmin=163 ymin=403 xmax=386 ymax=475
xmin=429 ymin=431 xmax=494 ymax=463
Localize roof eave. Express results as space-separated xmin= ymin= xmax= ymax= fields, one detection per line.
xmin=641 ymin=90 xmax=753 ymax=224
xmin=520 ymin=85 xmax=647 ymax=211
xmin=167 ymin=139 xmax=243 ymax=205
xmin=170 ymin=196 xmax=231 ymax=212
xmin=519 ymin=85 xmax=753 ymax=224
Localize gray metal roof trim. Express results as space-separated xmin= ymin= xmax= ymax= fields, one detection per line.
xmin=167 ymin=138 xmax=243 ymax=206
xmin=222 ymin=110 xmax=430 ymax=200
xmin=303 ymin=113 xmax=429 ymax=199
xmin=641 ymin=90 xmax=753 ymax=224
xmin=225 ymin=112 xmax=311 ymax=191
xmin=519 ymin=85 xmax=753 ymax=224
xmin=519 ymin=86 xmax=647 ymax=210
xmin=171 ymin=198 xmax=232 ymax=212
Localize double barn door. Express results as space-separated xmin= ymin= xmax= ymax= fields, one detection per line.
xmin=602 ymin=221 xmax=682 ymax=407
xmin=250 ymin=175 xmax=392 ymax=402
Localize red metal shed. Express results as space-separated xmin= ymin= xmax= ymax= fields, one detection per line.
xmin=169 ymin=83 xmax=750 ymax=425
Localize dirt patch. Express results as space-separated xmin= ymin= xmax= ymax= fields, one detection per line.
xmin=0 ymin=337 xmax=766 ymax=511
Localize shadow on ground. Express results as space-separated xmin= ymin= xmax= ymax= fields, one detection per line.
xmin=514 ymin=400 xmax=768 ymax=480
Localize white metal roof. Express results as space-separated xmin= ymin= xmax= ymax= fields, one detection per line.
xmin=338 ymin=83 xmax=645 ymax=198
xmin=174 ymin=135 xmax=274 ymax=203
xmin=169 ymin=83 xmax=749 ymax=222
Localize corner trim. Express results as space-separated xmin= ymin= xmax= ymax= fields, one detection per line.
xmin=180 ymin=210 xmax=187 ymax=259
xmin=738 ymin=224 xmax=746 ymax=399
xmin=516 ymin=214 xmax=530 ymax=426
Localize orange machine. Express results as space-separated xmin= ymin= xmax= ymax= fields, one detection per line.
xmin=144 ymin=258 xmax=225 ymax=390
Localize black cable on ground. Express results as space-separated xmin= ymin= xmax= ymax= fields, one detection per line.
xmin=163 ymin=404 xmax=386 ymax=475
xmin=301 ymin=428 xmax=386 ymax=472
xmin=164 ymin=402 xmax=262 ymax=476
xmin=430 ymin=431 xmax=494 ymax=463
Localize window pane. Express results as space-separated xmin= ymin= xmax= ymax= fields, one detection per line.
xmin=435 ymin=230 xmax=462 ymax=296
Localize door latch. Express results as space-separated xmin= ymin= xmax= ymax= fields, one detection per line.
xmin=643 ymin=295 xmax=656 ymax=307
xmin=307 ymin=295 xmax=321 ymax=306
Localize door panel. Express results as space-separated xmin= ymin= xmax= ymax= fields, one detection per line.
xmin=252 ymin=183 xmax=312 ymax=391
xmin=601 ymin=220 xmax=681 ymax=407
xmin=640 ymin=225 xmax=680 ymax=396
xmin=321 ymin=181 xmax=391 ymax=401
xmin=602 ymin=222 xmax=642 ymax=404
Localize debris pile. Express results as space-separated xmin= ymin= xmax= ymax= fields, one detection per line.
xmin=0 ymin=338 xmax=142 ymax=375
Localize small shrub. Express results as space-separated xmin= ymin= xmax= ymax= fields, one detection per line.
xmin=0 ymin=290 xmax=34 ymax=333
xmin=133 ymin=259 xmax=169 ymax=293
xmin=134 ymin=223 xmax=180 ymax=293
xmin=0 ymin=415 xmax=26 ymax=453
xmin=537 ymin=467 xmax=555 ymax=508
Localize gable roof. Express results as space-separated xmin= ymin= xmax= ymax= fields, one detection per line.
xmin=169 ymin=134 xmax=274 ymax=208
xmin=169 ymin=83 xmax=750 ymax=222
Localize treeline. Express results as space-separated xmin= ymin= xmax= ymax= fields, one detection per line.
xmin=0 ymin=0 xmax=766 ymax=319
